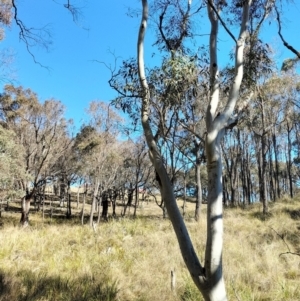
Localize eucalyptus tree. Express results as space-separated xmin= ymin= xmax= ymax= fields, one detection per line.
xmin=277 ymin=72 xmax=300 ymax=198
xmin=135 ymin=0 xmax=277 ymax=299
xmin=294 ymin=112 xmax=300 ymax=188
xmin=246 ymin=85 xmax=276 ymax=213
xmin=147 ymin=0 xmax=210 ymax=218
xmin=249 ymin=72 xmax=300 ymax=204
xmin=110 ymin=8 xmax=209 ymax=218
xmin=0 ymin=124 xmax=27 ymax=212
xmin=0 ymin=0 xmax=15 ymax=82
xmin=110 ymin=55 xmax=203 ymax=217
xmin=73 ymin=124 xmax=97 ymax=222
xmin=49 ymin=134 xmax=78 ymax=218
xmin=0 ymin=85 xmax=72 ymax=225
xmin=177 ymin=95 xmax=207 ymax=220
xmin=221 ymin=129 xmax=242 ymax=206
xmin=121 ymin=137 xmax=153 ymax=217
xmin=74 ymin=101 xmax=124 ymax=225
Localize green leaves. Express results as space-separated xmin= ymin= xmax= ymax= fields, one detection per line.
xmin=0 ymin=125 xmax=26 ymax=198
xmin=281 ymin=57 xmax=300 ymax=72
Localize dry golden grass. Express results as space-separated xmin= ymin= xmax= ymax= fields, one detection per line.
xmin=0 ymin=195 xmax=300 ymax=300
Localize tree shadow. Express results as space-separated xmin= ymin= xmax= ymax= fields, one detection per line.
xmin=0 ymin=269 xmax=118 ymax=301
xmin=285 ymin=209 xmax=300 ymax=220
xmin=250 ymin=211 xmax=273 ymax=221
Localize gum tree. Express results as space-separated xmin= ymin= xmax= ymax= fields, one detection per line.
xmin=0 ymin=85 xmax=71 ymax=226
xmin=137 ymin=0 xmax=254 ymax=300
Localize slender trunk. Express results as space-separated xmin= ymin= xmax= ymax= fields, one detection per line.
xmin=89 ymin=182 xmax=100 ymax=227
xmin=287 ymin=123 xmax=294 ymax=198
xmin=273 ymin=132 xmax=281 ymax=199
xmin=6 ymin=197 xmax=9 ymax=211
xmin=123 ymin=185 xmax=133 ymax=216
xmin=237 ymin=175 xmax=240 ymax=205
xmin=77 ymin=186 xmax=80 ymax=209
xmin=230 ymin=170 xmax=237 ymax=206
xmin=223 ymin=174 xmax=229 ymax=207
xmin=49 ymin=195 xmax=53 ymax=220
xmin=261 ymin=134 xmax=268 ymax=214
xmin=81 ymin=192 xmax=86 ymax=225
xmin=133 ymin=183 xmax=139 ymax=217
xmin=182 ymin=173 xmax=187 ymax=218
xmin=247 ymin=152 xmax=252 ymax=204
xmin=67 ymin=193 xmax=72 ymax=218
xmin=195 ymin=153 xmax=202 ymax=221
xmin=241 ymin=157 xmax=246 ymax=205
xmin=101 ymin=190 xmax=109 ymax=221
xmin=20 ymin=194 xmax=31 ymax=226
xmin=97 ymin=195 xmax=102 ymax=224
xmin=112 ymin=192 xmax=117 ymax=217
xmin=269 ymin=144 xmax=275 ymax=202
xmin=66 ymin=181 xmax=72 ymax=219
xmin=42 ymin=184 xmax=46 ymax=222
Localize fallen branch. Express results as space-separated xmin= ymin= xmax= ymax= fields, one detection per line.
xmin=269 ymin=227 xmax=300 ymax=257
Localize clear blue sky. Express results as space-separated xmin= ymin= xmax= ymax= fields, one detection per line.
xmin=0 ymin=0 xmax=299 ymax=133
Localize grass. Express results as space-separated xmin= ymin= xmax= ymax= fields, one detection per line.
xmin=0 ymin=196 xmax=300 ymax=300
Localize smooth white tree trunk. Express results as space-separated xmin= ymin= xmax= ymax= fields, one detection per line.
xmin=137 ymin=1 xmax=252 ymax=300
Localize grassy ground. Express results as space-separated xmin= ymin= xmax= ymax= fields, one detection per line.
xmin=0 ymin=196 xmax=300 ymax=300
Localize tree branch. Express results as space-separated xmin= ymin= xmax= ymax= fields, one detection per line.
xmin=11 ymin=0 xmax=51 ymax=69
xmin=207 ymin=0 xmax=237 ymax=44
xmin=270 ymin=227 xmax=300 ymax=257
xmin=275 ymin=5 xmax=300 ymax=59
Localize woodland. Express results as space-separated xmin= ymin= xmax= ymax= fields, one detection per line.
xmin=0 ymin=0 xmax=300 ymax=301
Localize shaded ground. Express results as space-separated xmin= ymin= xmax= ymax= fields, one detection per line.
xmin=0 ymin=269 xmax=118 ymax=301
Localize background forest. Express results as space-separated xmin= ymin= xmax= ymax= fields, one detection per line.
xmin=0 ymin=0 xmax=300 ymax=300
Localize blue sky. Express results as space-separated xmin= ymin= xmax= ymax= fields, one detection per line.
xmin=0 ymin=0 xmax=299 ymax=133
xmin=0 ymin=0 xmax=143 ymax=131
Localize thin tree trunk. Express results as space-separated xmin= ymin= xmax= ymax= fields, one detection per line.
xmin=42 ymin=184 xmax=46 ymax=222
xmin=182 ymin=173 xmax=187 ymax=217
xmin=195 ymin=154 xmax=202 ymax=221
xmin=66 ymin=181 xmax=72 ymax=219
xmin=49 ymin=195 xmax=53 ymax=220
xmin=97 ymin=195 xmax=102 ymax=224
xmin=81 ymin=192 xmax=86 ymax=225
xmin=261 ymin=134 xmax=268 ymax=214
xmin=112 ymin=188 xmax=117 ymax=217
xmin=287 ymin=122 xmax=294 ymax=198
xmin=20 ymin=194 xmax=31 ymax=226
xmin=101 ymin=190 xmax=109 ymax=221
xmin=123 ymin=185 xmax=133 ymax=216
xmin=89 ymin=182 xmax=100 ymax=227
xmin=77 ymin=186 xmax=80 ymax=209
xmin=269 ymin=143 xmax=275 ymax=202
xmin=272 ymin=132 xmax=281 ymax=199
xmin=133 ymin=183 xmax=139 ymax=217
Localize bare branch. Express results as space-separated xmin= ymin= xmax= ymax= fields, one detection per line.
xmin=275 ymin=5 xmax=300 ymax=59
xmin=269 ymin=227 xmax=300 ymax=257
xmin=62 ymin=0 xmax=87 ymax=29
xmin=158 ymin=5 xmax=173 ymax=52
xmin=207 ymin=0 xmax=237 ymax=44
xmin=178 ymin=119 xmax=205 ymax=144
xmin=11 ymin=0 xmax=51 ymax=69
